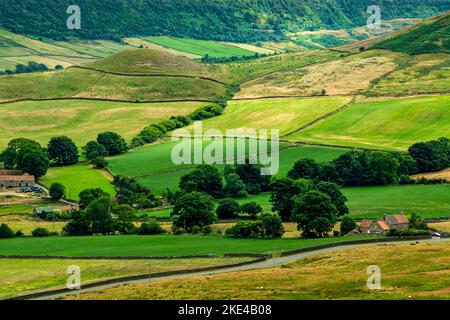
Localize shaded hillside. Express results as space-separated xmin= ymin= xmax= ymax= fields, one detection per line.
xmin=373 ymin=11 xmax=450 ymax=54
xmin=0 ymin=0 xmax=448 ymax=42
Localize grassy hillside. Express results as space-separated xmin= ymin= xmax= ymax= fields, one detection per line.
xmin=65 ymin=243 xmax=450 ymax=300
xmin=186 ymin=96 xmax=352 ymax=136
xmin=40 ymin=164 xmax=115 ymax=201
xmin=0 ymin=99 xmax=206 ymax=148
xmin=287 ymin=95 xmax=450 ymax=150
xmin=374 ymin=12 xmax=450 ymax=54
xmin=237 ymin=50 xmax=407 ymax=98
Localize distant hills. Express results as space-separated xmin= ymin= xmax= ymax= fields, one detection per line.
xmin=0 ymin=0 xmax=449 ymax=42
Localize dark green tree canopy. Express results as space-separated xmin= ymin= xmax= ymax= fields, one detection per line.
xmin=97 ymin=131 xmax=128 ymax=156
xmin=49 ymin=182 xmax=65 ymax=201
xmin=48 ymin=136 xmax=79 ymax=165
xmin=83 ymin=141 xmax=108 ymax=161
xmin=171 ymin=192 xmax=216 ymax=230
xmin=78 ymin=188 xmax=111 ymax=210
xmin=216 ymin=198 xmax=241 ymax=219
xmin=179 ymin=165 xmax=224 ymax=198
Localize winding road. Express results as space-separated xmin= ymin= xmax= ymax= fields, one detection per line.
xmin=28 ymin=237 xmax=449 ymax=300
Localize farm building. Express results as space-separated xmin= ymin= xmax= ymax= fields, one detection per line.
xmin=356 ymin=213 xmax=409 ymax=235
xmin=33 ymin=205 xmax=79 ymax=216
xmin=0 ymin=173 xmax=35 ymax=188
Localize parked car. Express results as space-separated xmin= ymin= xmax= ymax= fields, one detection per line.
xmin=431 ymin=232 xmax=441 ymax=237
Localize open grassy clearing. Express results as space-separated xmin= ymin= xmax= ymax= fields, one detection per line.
xmin=365 ymin=53 xmax=450 ymax=96
xmin=75 ymin=74 xmax=226 ymax=101
xmin=343 ymin=184 xmax=450 ymax=219
xmin=144 ymin=36 xmax=255 ymax=58
xmin=124 ymin=38 xmax=202 ymax=59
xmin=220 ymin=42 xmax=275 ymax=55
xmin=108 ymin=141 xmax=348 ymax=194
xmin=287 ymin=95 xmax=450 ymax=150
xmin=0 ymin=257 xmax=250 ymax=299
xmin=412 ymin=168 xmax=450 ymax=181
xmin=236 ymin=50 xmax=406 ymax=98
xmin=0 ymin=99 xmax=205 ymax=148
xmin=66 ymin=243 xmax=450 ymax=300
xmin=428 ymin=222 xmax=450 ymax=233
xmin=0 ymin=234 xmax=371 ymax=257
xmin=0 ymin=68 xmax=102 ymax=100
xmin=184 ymin=96 xmax=352 ymax=137
xmin=40 ymin=164 xmax=115 ymax=201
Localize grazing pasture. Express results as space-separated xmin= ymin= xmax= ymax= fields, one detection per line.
xmin=287 ymin=95 xmax=450 ymax=150
xmin=40 ymin=164 xmax=115 ymax=201
xmin=0 ymin=257 xmax=250 ymax=299
xmin=0 ymin=99 xmax=205 ymax=148
xmin=66 ymin=243 xmax=450 ymax=300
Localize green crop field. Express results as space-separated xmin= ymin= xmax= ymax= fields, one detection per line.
xmin=0 ymin=99 xmax=206 ymax=148
xmin=40 ymin=164 xmax=115 ymax=201
xmin=286 ymin=95 xmax=450 ymax=150
xmin=68 ymin=243 xmax=450 ymax=300
xmin=186 ymin=96 xmax=352 ymax=137
xmin=75 ymin=74 xmax=226 ymax=101
xmin=45 ymin=39 xmax=132 ymax=58
xmin=0 ymin=234 xmax=372 ymax=257
xmin=144 ymin=36 xmax=256 ymax=58
xmin=108 ymin=140 xmax=348 ymax=194
xmin=0 ymin=257 xmax=249 ymax=299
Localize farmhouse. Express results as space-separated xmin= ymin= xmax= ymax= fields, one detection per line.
xmin=356 ymin=213 xmax=409 ymax=235
xmin=0 ymin=172 xmax=35 ymax=188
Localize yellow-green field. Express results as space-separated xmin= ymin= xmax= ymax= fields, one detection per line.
xmin=0 ymin=214 xmax=66 ymax=235
xmin=40 ymin=164 xmax=115 ymax=201
xmin=0 ymin=257 xmax=250 ymax=299
xmin=286 ymin=95 xmax=450 ymax=150
xmin=64 ymin=243 xmax=450 ymax=300
xmin=184 ymin=96 xmax=352 ymax=137
xmin=0 ymin=99 xmax=206 ymax=148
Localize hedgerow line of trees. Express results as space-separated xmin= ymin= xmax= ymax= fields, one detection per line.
xmin=0 ymin=61 xmax=64 ymax=76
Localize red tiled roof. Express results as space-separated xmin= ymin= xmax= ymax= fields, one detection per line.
xmin=393 ymin=214 xmax=409 ymax=224
xmin=360 ymin=220 xmax=372 ymax=228
xmin=377 ymin=220 xmax=390 ymax=231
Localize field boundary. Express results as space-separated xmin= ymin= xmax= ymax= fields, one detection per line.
xmin=5 ymin=255 xmax=270 ymax=300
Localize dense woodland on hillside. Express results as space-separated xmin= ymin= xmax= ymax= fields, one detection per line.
xmin=0 ymin=0 xmax=449 ymax=41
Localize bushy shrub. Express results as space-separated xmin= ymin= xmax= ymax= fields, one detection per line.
xmin=139 ymin=126 xmax=163 ymax=143
xmin=216 ymin=199 xmax=240 ymax=219
xmin=0 ymin=223 xmax=14 ymax=238
xmin=240 ymin=202 xmax=262 ymax=219
xmin=92 ymin=157 xmax=108 ymax=169
xmin=226 ymin=221 xmax=264 ymax=238
xmin=340 ymin=216 xmax=357 ymax=235
xmin=130 ymin=136 xmax=145 ymax=148
xmin=138 ymin=220 xmax=166 ymax=235
xmin=260 ymin=213 xmax=284 ymax=238
xmin=32 ymin=227 xmax=51 ymax=237
xmin=386 ymin=228 xmax=431 ymax=237
xmin=159 ymin=119 xmax=178 ymax=131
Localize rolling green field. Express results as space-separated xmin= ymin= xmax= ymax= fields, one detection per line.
xmin=40 ymin=164 xmax=115 ymax=201
xmin=0 ymin=99 xmax=206 ymax=148
xmin=45 ymin=39 xmax=132 ymax=58
xmin=185 ymin=96 xmax=352 ymax=137
xmin=144 ymin=36 xmax=256 ymax=58
xmin=287 ymin=95 xmax=450 ymax=150
xmin=68 ymin=243 xmax=450 ymax=300
xmin=0 ymin=257 xmax=250 ymax=299
xmin=0 ymin=234 xmax=371 ymax=257
xmin=75 ymin=74 xmax=226 ymax=101
xmin=108 ymin=140 xmax=348 ymax=194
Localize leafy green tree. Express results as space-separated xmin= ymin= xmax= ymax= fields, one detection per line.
xmin=63 ymin=211 xmax=91 ymax=236
xmin=240 ymin=202 xmax=262 ymax=219
xmin=216 ymin=198 xmax=240 ymax=219
xmin=48 ymin=136 xmax=79 ymax=165
xmin=315 ymin=181 xmax=348 ymax=216
xmin=223 ymin=173 xmax=247 ymax=198
xmin=138 ymin=220 xmax=166 ymax=235
xmin=97 ymin=131 xmax=128 ymax=156
xmin=92 ymin=157 xmax=108 ymax=169
xmin=235 ymin=163 xmax=271 ymax=194
xmin=408 ymin=212 xmax=429 ymax=230
xmin=179 ymin=165 xmax=223 ymax=198
xmin=0 ymin=223 xmax=14 ymax=238
xmin=49 ymin=182 xmax=65 ymax=201
xmin=367 ymin=152 xmax=400 ymax=185
xmin=171 ymin=192 xmax=216 ymax=231
xmin=85 ymin=196 xmax=114 ymax=235
xmin=288 ymin=158 xmax=320 ymax=180
xmin=226 ymin=221 xmax=264 ymax=238
xmin=139 ymin=126 xmax=163 ymax=143
xmin=293 ymin=190 xmax=338 ymax=238
xmin=16 ymin=147 xmax=49 ymax=178
xmin=113 ymin=204 xmax=136 ymax=234
xmin=260 ymin=213 xmax=284 ymax=238
xmin=340 ymin=216 xmax=357 ymax=235
xmin=78 ymin=188 xmax=111 ymax=210
xmin=83 ymin=141 xmax=108 ymax=161
xmin=408 ymin=138 xmax=449 ymax=173
xmin=32 ymin=227 xmax=51 ymax=237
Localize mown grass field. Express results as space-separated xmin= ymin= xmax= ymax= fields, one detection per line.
xmin=0 ymin=234 xmax=371 ymax=257
xmin=45 ymin=39 xmax=132 ymax=58
xmin=0 ymin=99 xmax=206 ymax=148
xmin=144 ymin=36 xmax=256 ymax=58
xmin=0 ymin=257 xmax=250 ymax=299
xmin=66 ymin=243 xmax=450 ymax=300
xmin=186 ymin=96 xmax=352 ymax=137
xmin=75 ymin=74 xmax=226 ymax=101
xmin=0 ymin=214 xmax=66 ymax=235
xmin=40 ymin=164 xmax=115 ymax=201
xmin=287 ymin=95 xmax=450 ymax=150
xmin=108 ymin=141 xmax=348 ymax=194
xmin=237 ymin=50 xmax=405 ymax=98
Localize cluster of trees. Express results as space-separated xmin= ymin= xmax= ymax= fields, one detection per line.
xmin=0 ymin=61 xmax=63 ymax=76
xmin=114 ymin=176 xmax=161 ymax=209
xmin=287 ymin=138 xmax=450 ymax=188
xmin=226 ymin=214 xmax=284 ymax=238
xmin=0 ymin=223 xmax=23 ymax=238
xmin=216 ymin=199 xmax=262 ymax=219
xmin=201 ymin=52 xmax=272 ymax=64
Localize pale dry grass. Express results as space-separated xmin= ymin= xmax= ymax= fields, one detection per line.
xmin=412 ymin=168 xmax=450 ymax=181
